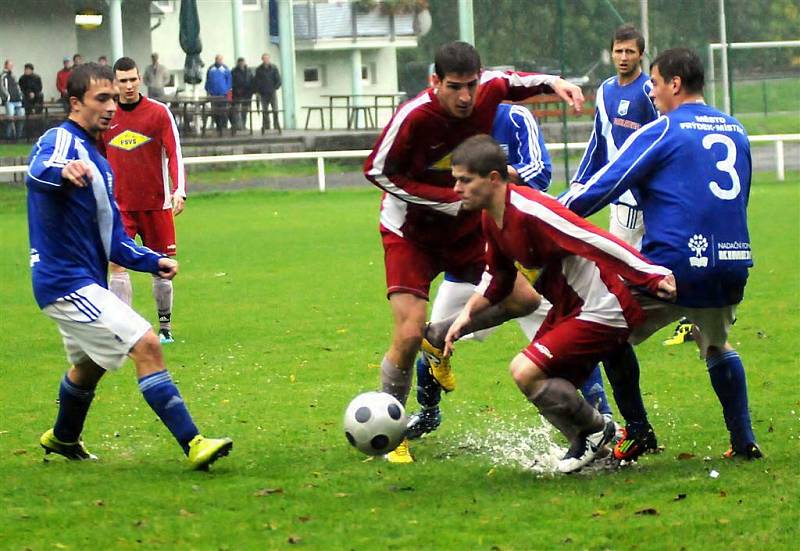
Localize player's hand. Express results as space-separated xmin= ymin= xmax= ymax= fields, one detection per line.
xmin=157 ymin=257 xmax=179 ymax=280
xmin=61 ymin=160 xmax=92 ymax=188
xmin=172 ymin=193 xmax=186 ymax=216
xmin=551 ymin=77 xmax=585 ymax=112
xmin=507 ymin=165 xmax=520 ymax=183
xmin=656 ymin=273 xmax=677 ymax=301
xmin=443 ymin=310 xmax=471 ymax=357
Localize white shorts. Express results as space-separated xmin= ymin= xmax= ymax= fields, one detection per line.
xmin=430 ymin=279 xmax=545 ymax=341
xmin=43 ymin=283 xmax=152 ymax=371
xmin=630 ymin=294 xmax=737 ymax=357
xmin=609 ymin=203 xmax=644 ymax=250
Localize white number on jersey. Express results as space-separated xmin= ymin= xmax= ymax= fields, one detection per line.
xmin=702 ymin=133 xmax=741 ymax=200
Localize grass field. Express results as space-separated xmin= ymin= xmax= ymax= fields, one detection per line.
xmin=1 ymin=174 xmax=798 ymax=550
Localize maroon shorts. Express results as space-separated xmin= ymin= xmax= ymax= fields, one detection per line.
xmin=120 ymin=209 xmax=177 ymax=256
xmin=523 ymin=317 xmax=630 ymax=386
xmin=381 ymin=230 xmax=485 ymax=300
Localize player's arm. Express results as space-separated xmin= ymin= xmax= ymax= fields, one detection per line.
xmin=364 ymin=113 xmax=461 ymax=215
xmin=507 ymin=107 xmax=549 ymax=191
xmin=26 ymin=128 xmax=78 ymax=191
xmin=160 ymin=106 xmax=187 ymax=215
xmin=560 ymin=116 xmax=669 ymax=217
xmin=490 ymin=71 xmax=584 ymax=112
xmin=108 ymin=204 xmax=169 ymax=276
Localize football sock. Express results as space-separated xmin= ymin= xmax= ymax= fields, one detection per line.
xmin=53 ymin=373 xmax=96 ymax=443
xmin=528 ymin=378 xmax=603 ymax=444
xmin=138 ymin=371 xmax=199 ymax=454
xmin=706 ymin=350 xmax=756 ymax=450
xmin=579 ymin=365 xmax=613 ymax=416
xmin=109 ymin=271 xmax=133 ymax=306
xmin=380 ymin=356 xmax=412 ymax=406
xmin=602 ymin=343 xmax=649 ymax=433
xmin=152 ymin=276 xmax=173 ymax=331
xmin=415 ymin=354 xmax=442 ymax=409
xmin=426 ymin=304 xmax=518 ymax=349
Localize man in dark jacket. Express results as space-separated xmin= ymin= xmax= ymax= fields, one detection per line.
xmin=19 ymin=63 xmax=44 ymax=137
xmin=253 ymin=53 xmax=281 ymax=132
xmin=1 ymin=59 xmax=25 ymax=139
xmin=231 ymin=57 xmax=253 ymax=130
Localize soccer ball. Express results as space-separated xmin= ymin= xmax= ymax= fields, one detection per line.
xmin=343 ymin=391 xmax=407 ymax=456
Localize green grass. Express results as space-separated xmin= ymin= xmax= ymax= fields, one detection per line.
xmin=1 ymin=175 xmax=799 ymax=549
xmin=737 ymin=112 xmax=800 ymax=135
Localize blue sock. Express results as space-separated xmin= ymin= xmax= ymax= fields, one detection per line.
xmin=580 ymin=365 xmax=613 ymax=416
xmin=707 ymin=350 xmax=756 ymax=450
xmin=415 ymin=355 xmax=441 ymax=410
xmin=54 ymin=373 xmax=96 ymax=442
xmin=138 ymin=371 xmax=199 ymax=454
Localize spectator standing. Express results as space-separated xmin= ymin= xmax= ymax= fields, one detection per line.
xmin=231 ymin=57 xmax=253 ymax=130
xmin=205 ymin=54 xmax=232 ymax=134
xmin=98 ymin=56 xmax=109 ymax=66
xmin=73 ymin=54 xmax=83 ymax=66
xmin=1 ymin=59 xmax=25 ymax=139
xmin=19 ymin=63 xmax=44 ymax=137
xmin=56 ymin=57 xmax=72 ymax=112
xmin=143 ymin=53 xmax=170 ymax=100
xmin=253 ymin=53 xmax=281 ymax=132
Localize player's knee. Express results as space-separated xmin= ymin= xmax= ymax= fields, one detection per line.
xmin=393 ymin=323 xmax=423 ymax=357
xmin=131 ymin=330 xmax=163 ymax=363
xmin=509 ymin=353 xmax=543 ymax=394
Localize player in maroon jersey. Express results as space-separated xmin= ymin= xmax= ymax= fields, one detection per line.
xmin=103 ymin=57 xmax=186 ymax=344
xmin=363 ymin=41 xmax=585 ymax=463
xmin=428 ymin=134 xmax=676 ymax=472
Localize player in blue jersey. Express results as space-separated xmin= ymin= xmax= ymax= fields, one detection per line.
xmin=573 ymin=24 xmax=657 ymax=249
xmin=562 ymin=48 xmax=762 ymax=460
xmin=27 ymin=63 xmax=232 ymax=469
xmin=408 ymin=103 xmax=616 ymax=441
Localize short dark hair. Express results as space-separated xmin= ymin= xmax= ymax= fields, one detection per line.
xmin=67 ymin=62 xmax=114 ymax=104
xmin=611 ymin=24 xmax=645 ymax=54
xmin=652 ymin=47 xmax=705 ymax=95
xmin=24 ymin=63 xmax=34 ymax=71
xmin=434 ymin=41 xmax=481 ymax=79
xmin=112 ymin=56 xmax=138 ymax=73
xmin=451 ymin=135 xmax=509 ymax=180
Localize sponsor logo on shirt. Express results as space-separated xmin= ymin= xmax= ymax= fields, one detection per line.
xmin=108 ymin=130 xmax=152 ymax=151
xmin=612 ymin=117 xmax=641 ymax=130
xmin=688 ymin=234 xmax=709 ymax=267
xmin=617 ymin=100 xmax=630 ymax=116
xmin=717 ymin=240 xmax=752 ymax=261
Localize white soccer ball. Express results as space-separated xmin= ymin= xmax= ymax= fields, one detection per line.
xmin=343 ymin=391 xmax=407 ymax=456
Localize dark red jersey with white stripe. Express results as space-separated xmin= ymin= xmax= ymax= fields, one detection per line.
xmin=477 ymin=185 xmax=672 ymax=329
xmin=102 ymin=96 xmax=185 ymax=211
xmin=364 ymin=71 xmax=554 ymax=247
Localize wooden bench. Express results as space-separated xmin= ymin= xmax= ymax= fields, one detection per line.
xmin=303 ymin=106 xmax=327 ymax=129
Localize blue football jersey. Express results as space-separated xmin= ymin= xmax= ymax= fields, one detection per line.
xmin=561 ymin=103 xmax=752 ymax=308
xmin=492 ymin=103 xmax=552 ymax=192
xmin=27 ymin=120 xmax=164 ymax=308
xmin=573 ymin=72 xmax=658 ymax=207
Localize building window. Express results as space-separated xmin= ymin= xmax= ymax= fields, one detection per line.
xmin=152 ymin=0 xmax=174 ymax=13
xmin=362 ymin=63 xmax=377 ymax=85
xmin=242 ymin=0 xmax=261 ymax=11
xmin=303 ymin=66 xmax=324 ymax=87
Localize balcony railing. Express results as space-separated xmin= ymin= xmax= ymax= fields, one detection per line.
xmin=293 ymin=1 xmax=415 ymax=41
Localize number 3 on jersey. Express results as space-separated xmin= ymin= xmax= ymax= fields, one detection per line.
xmin=702 ymin=133 xmax=741 ymax=200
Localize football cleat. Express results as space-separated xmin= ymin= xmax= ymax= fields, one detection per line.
xmin=558 ymin=419 xmax=616 ymax=473
xmin=406 ymin=408 xmax=442 ymax=440
xmin=159 ymin=329 xmax=175 ymax=344
xmin=602 ymin=413 xmax=626 ymax=445
xmin=40 ymin=428 xmax=97 ymax=461
xmin=663 ymin=320 xmax=695 ymax=346
xmin=723 ymin=442 xmax=763 ymax=460
xmin=187 ymin=435 xmax=233 ymax=471
xmin=385 ymin=438 xmax=414 ymax=464
xmin=613 ymin=424 xmax=659 ymax=461
xmin=421 ymin=337 xmax=456 ymax=392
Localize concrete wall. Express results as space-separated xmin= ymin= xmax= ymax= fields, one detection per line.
xmin=0 ymin=0 xmax=150 ymax=101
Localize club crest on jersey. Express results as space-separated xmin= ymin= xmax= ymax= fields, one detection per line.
xmin=617 ymin=100 xmax=630 ymax=116
xmin=688 ymin=234 xmax=709 ymax=267
xmin=108 ymin=130 xmax=152 ymax=151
